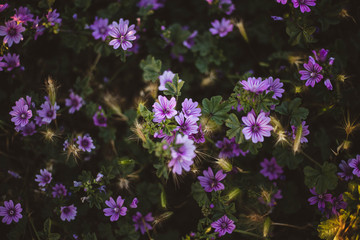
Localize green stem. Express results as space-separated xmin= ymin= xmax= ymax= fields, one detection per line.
xmin=300 ymin=150 xmax=322 ymax=168
xmin=233 ymin=229 xmax=264 ymax=239
xmin=272 ymin=222 xmax=312 ymax=230
xmin=28 ymin=214 xmax=41 ymax=240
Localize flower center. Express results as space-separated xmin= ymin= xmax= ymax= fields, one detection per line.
xmin=221 ymin=222 xmax=227 ymax=229
xmin=186 ymin=109 xmax=192 ymax=115
xmin=20 ymin=113 xmax=26 ymax=119
xmin=9 ymin=209 xmax=15 ymax=216
xmin=47 ymin=110 xmax=54 ymax=118
xmin=71 ymin=98 xmax=79 ymax=107
xmin=251 ymin=124 xmax=260 ymax=133
xmin=310 ymin=72 xmax=316 ymax=77
xmin=113 ymin=207 xmax=119 ymax=213
xmin=63 ymin=207 xmax=70 ymax=214
xmin=8 ymin=27 xmax=17 ymax=37
xmin=210 ymin=179 xmax=218 ymax=188
xmin=82 ymin=139 xmax=89 ymax=147
xmin=99 ymin=27 xmax=107 ymax=34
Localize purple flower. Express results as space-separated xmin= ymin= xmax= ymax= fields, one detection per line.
xmin=11 ymin=7 xmax=34 ymax=25
xmin=0 ymin=56 xmax=7 ymax=71
xmin=108 ymin=18 xmax=137 ymax=50
xmin=32 ymin=16 xmax=45 ymax=40
xmin=158 ymin=70 xmax=182 ymax=91
xmin=242 ymin=111 xmax=273 ymax=143
xmin=308 ymin=187 xmax=332 ymax=210
xmin=154 ymin=129 xmax=177 ymax=144
xmin=73 ymin=181 xmax=82 ymax=187
xmin=312 ymin=49 xmax=329 ymax=63
xmin=137 ymin=0 xmax=164 ymax=10
xmin=103 ymin=196 xmax=127 ymax=221
xmin=52 ymin=183 xmax=67 ymax=198
xmin=9 ymin=98 xmax=32 ymax=127
xmin=95 ymin=173 xmax=103 ymax=182
xmin=260 ymin=157 xmax=283 ymax=180
xmin=130 ymin=198 xmax=138 ymax=208
xmin=277 ymin=0 xmax=287 ymax=4
xmin=0 ymin=200 xmax=23 ymax=224
xmin=324 ymin=79 xmax=333 ymax=90
xmin=299 ymin=57 xmax=323 ymax=87
xmin=219 ymin=0 xmax=235 ymax=15
xmin=211 ymin=215 xmax=236 ymax=237
xmin=133 ymin=212 xmax=154 ymax=235
xmin=338 ymin=159 xmax=353 ymax=181
xmin=175 ymin=113 xmax=199 ymax=136
xmin=46 ymin=9 xmax=62 ymax=26
xmin=215 ymin=137 xmax=246 ymax=158
xmin=292 ymin=0 xmax=316 ymax=13
xmin=182 ymin=98 xmax=201 ymax=118
xmin=349 ymin=155 xmax=360 ymax=177
xmin=3 ymin=53 xmax=21 ymax=71
xmin=90 ymin=17 xmax=110 ymax=41
xmin=258 ymin=189 xmax=283 ymax=207
xmin=76 ymin=134 xmax=95 ymax=152
xmin=93 ymin=106 xmax=107 ymax=127
xmin=183 ymin=30 xmax=198 ymax=49
xmin=0 ymin=21 xmax=25 ymax=47
xmin=240 ymin=77 xmax=270 ymax=94
xmin=209 ymin=18 xmax=233 ymax=37
xmin=291 ymin=121 xmax=310 ymax=143
xmin=329 ymin=57 xmax=335 ymax=66
xmin=35 ymin=169 xmax=52 ymax=187
xmin=189 ymin=124 xmax=205 ymax=144
xmin=198 ymin=167 xmax=226 ymax=192
xmin=19 ymin=121 xmax=37 ymax=136
xmin=265 ymin=77 xmax=284 ymax=99
xmin=152 ymin=95 xmax=177 ymax=123
xmin=0 ymin=4 xmax=9 ymax=13
xmin=65 ymin=92 xmax=84 ymax=114
xmin=60 ymin=205 xmax=77 ymax=222
xmin=8 ymin=170 xmax=21 ymax=179
xmin=37 ymin=98 xmax=60 ymax=124
xmin=271 ymin=16 xmax=284 ymax=21
xmin=331 ymin=194 xmax=347 ymax=216
xmin=169 ymin=134 xmax=196 ymax=175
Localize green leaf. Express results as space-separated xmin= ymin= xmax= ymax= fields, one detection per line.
xmin=83 ymin=233 xmax=98 ymax=240
xmin=48 ymin=233 xmax=61 ymax=240
xmin=75 ymin=0 xmax=91 ymax=10
xmin=139 ymin=55 xmax=162 ymax=82
xmin=191 ymin=182 xmax=209 ymax=207
xmin=225 ymin=113 xmax=243 ymax=144
xmin=44 ymin=218 xmax=51 ymax=235
xmin=202 ymin=96 xmax=231 ymax=125
xmin=275 ymin=98 xmax=308 ymax=126
xmin=163 ymin=74 xmax=184 ymax=97
xmin=99 ymin=127 xmax=116 ymax=143
xmin=273 ymin=146 xmax=303 ymax=169
xmin=304 ymin=162 xmax=338 ymax=194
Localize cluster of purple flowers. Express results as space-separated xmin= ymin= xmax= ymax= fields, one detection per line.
xmin=240 ymin=76 xmax=285 ymax=99
xmin=276 ymin=0 xmax=317 ymax=13
xmin=308 ymin=188 xmax=347 ymax=218
xmin=9 ymin=96 xmax=38 ymax=136
xmin=299 ymin=49 xmax=335 ymax=89
xmin=103 ymin=195 xmax=151 ymax=234
xmin=338 ymin=154 xmax=360 ymax=180
xmin=152 ymin=94 xmax=204 ymax=174
xmin=215 ymin=137 xmax=247 ymax=158
xmin=0 ymin=6 xmax=62 ymax=71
